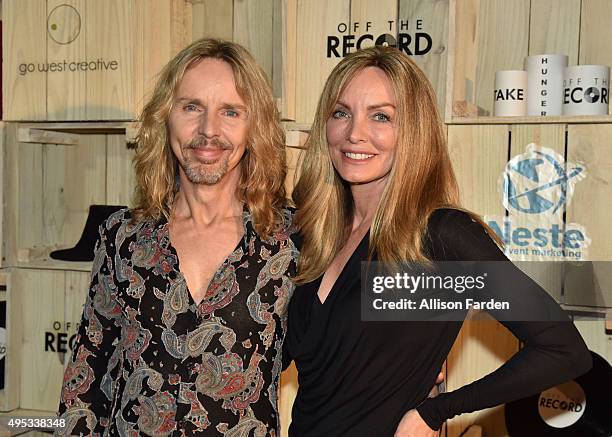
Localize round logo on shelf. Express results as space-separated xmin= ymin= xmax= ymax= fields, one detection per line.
xmin=537 ymin=380 xmax=586 ymax=428
xmin=502 ymin=144 xmax=584 ymax=215
xmin=47 ymin=4 xmax=82 ymax=45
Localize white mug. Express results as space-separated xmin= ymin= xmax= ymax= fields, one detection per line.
xmin=494 ymin=70 xmax=527 ymax=116
xmin=563 ymin=65 xmax=610 ymax=116
xmin=525 ymin=54 xmax=568 ymax=116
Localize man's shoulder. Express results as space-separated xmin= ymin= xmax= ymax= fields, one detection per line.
xmin=99 ymin=208 xmax=153 ymax=242
xmin=101 ymin=207 xmax=133 ymax=233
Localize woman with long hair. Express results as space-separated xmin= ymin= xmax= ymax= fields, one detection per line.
xmin=285 ymin=46 xmax=591 ymax=437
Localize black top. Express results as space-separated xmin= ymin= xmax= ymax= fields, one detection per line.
xmin=285 ymin=208 xmax=592 ymax=437
xmin=58 ymin=207 xmax=299 ymax=436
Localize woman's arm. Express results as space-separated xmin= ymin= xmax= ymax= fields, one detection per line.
xmin=415 ymin=209 xmax=592 ymax=431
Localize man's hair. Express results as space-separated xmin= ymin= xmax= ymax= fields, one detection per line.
xmin=132 ymin=38 xmax=286 ymax=238
xmin=293 ymin=46 xmax=469 ymax=283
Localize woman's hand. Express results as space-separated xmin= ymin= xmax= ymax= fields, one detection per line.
xmin=394 ymin=409 xmax=439 ymax=437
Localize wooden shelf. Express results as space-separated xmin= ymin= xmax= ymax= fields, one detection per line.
xmin=562 ymin=304 xmax=611 ymax=319
xmin=17 ymin=121 xmax=140 ymax=143
xmin=15 ymin=246 xmax=92 ymax=272
xmin=0 ymin=409 xmax=55 ymax=417
xmin=448 ymin=115 xmax=612 ymax=125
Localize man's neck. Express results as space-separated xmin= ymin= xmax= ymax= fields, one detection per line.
xmin=172 ymin=169 xmax=243 ymax=226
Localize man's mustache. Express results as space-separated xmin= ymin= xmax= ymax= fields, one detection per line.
xmin=184 ymin=137 xmax=233 ymax=150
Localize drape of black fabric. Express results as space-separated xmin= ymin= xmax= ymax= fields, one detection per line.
xmin=285 ymin=208 xmax=592 ymax=437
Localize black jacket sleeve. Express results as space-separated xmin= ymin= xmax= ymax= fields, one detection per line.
xmin=416 ymin=209 xmax=592 ymax=431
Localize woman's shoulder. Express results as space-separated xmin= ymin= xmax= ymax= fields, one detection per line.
xmin=426 ymin=207 xmax=479 ymax=235
xmin=425 ymin=208 xmax=504 ymax=261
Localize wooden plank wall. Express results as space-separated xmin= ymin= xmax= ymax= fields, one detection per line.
xmin=445 ymin=124 xmax=518 ymax=437
xmin=2 ymin=0 xmax=189 ymax=121
xmin=16 ymin=268 xmax=88 ymax=411
xmin=4 ymin=131 xmax=135 ymax=268
xmin=450 ymin=0 xmax=612 ymax=118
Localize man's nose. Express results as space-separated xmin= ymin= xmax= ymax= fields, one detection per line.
xmin=197 ymin=111 xmax=220 ymax=138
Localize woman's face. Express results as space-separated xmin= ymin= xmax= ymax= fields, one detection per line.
xmin=326 ymin=67 xmax=398 ymax=187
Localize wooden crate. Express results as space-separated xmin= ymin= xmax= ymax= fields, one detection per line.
xmin=195 ymin=0 xmax=450 ymax=123
xmin=0 ymin=270 xmax=21 ymax=412
xmin=2 ymin=122 xmax=137 ymax=271
xmin=2 ymin=0 xmax=190 ymax=121
xmin=14 ymin=268 xmax=89 ymax=412
xmin=564 ymin=124 xmax=612 ymax=309
xmin=447 ymin=0 xmax=612 ymax=122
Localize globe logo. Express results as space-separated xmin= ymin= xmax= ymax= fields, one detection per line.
xmin=47 ymin=4 xmax=81 ymax=45
xmin=502 ymin=145 xmax=584 ymax=215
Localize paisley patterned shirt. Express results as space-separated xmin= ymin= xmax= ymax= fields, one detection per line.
xmin=58 ymin=207 xmax=298 ymax=436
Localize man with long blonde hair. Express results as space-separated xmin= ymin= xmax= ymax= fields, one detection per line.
xmin=58 ymin=39 xmax=298 ymax=436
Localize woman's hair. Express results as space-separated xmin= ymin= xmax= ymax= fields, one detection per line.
xmin=293 ymin=46 xmax=497 ymax=283
xmin=132 ymin=38 xmax=286 ymax=238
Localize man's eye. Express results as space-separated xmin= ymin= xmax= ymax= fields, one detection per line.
xmin=184 ymin=104 xmax=199 ymax=112
xmin=373 ymin=112 xmax=390 ymax=122
xmin=225 ymin=109 xmax=239 ymax=117
xmin=332 ymin=110 xmax=349 ymax=119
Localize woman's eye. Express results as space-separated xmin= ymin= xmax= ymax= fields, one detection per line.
xmin=332 ymin=110 xmax=349 ymax=119
xmin=373 ymin=112 xmax=390 ymax=122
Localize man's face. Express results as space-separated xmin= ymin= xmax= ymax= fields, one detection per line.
xmin=168 ymin=58 xmax=249 ymax=186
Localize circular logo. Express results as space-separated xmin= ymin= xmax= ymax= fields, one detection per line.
xmin=47 ymin=4 xmax=81 ymax=45
xmin=537 ymin=380 xmax=586 ymax=428
xmin=502 ymin=145 xmax=583 ymax=215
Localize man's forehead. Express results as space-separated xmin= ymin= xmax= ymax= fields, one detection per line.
xmin=177 ymin=58 xmax=245 ymax=102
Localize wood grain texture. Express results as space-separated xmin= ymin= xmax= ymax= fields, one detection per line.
xmin=190 ymin=0 xmax=233 ymax=40
xmin=474 ymin=0 xmax=529 ymax=116
xmin=573 ymin=319 xmax=612 ymax=363
xmin=0 ymin=125 xmax=4 ymax=267
xmin=3 ymin=124 xmax=20 ymax=267
xmin=85 ymin=0 xmax=134 ymax=119
xmin=56 ymin=135 xmax=106 ymax=247
xmin=447 ymin=124 xmax=509 ymax=217
xmin=566 ymin=124 xmax=612 ymax=260
xmin=46 ymin=0 xmax=87 ymax=120
xmin=17 ymin=143 xmax=45 ymax=254
xmin=64 ymin=271 xmax=89 ymax=371
xmin=2 ymin=0 xmax=47 ymax=120
xmin=234 ymin=0 xmax=274 ymax=79
xmin=350 ymin=0 xmax=397 ymax=42
xmin=528 ymin=0 xmax=580 ymax=65
xmin=279 ymin=363 xmax=298 ymax=437
xmin=0 ymin=269 xmax=21 ymax=411
xmin=295 ymin=0 xmax=350 ymax=123
xmin=445 ymin=315 xmax=518 ymax=437
xmin=446 ymin=123 xmax=516 ymax=436
xmin=507 ymin=125 xmax=566 ymax=300
xmin=400 ymin=0 xmax=449 ymax=115
xmin=279 ymin=0 xmax=298 ymax=120
xmin=579 ymin=0 xmax=612 ymax=115
xmin=18 ymin=269 xmax=66 ymax=410
xmin=284 ymin=145 xmax=302 ymax=200
xmin=18 ymin=128 xmax=80 ymax=146
xmin=106 ymin=134 xmax=136 ymax=207
xmin=448 ymin=0 xmax=478 ymax=120
xmin=565 ymin=125 xmax=612 ymax=309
